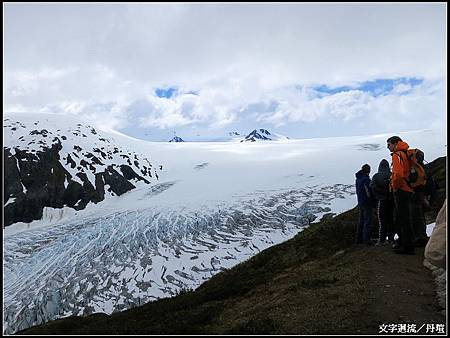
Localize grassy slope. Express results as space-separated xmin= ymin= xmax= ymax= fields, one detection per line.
xmin=18 ymin=157 xmax=447 ymax=335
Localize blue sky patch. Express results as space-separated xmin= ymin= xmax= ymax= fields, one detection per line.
xmin=314 ymin=77 xmax=423 ymax=97
xmin=155 ymin=87 xmax=178 ymax=98
xmin=313 ymin=84 xmax=353 ymax=95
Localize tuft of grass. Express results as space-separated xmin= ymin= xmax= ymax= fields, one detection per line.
xmin=300 ymin=276 xmax=339 ymax=289
xmin=225 ymin=317 xmax=281 ymax=335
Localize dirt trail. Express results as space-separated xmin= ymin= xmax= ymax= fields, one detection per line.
xmin=358 ymin=245 xmax=446 ymax=334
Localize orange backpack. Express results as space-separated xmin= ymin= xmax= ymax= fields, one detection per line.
xmin=404 ymin=148 xmax=426 ymax=189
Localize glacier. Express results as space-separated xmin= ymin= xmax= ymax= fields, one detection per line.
xmin=4 ymin=181 xmax=355 ymax=334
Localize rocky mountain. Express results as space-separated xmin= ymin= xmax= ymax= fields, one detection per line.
xmin=3 ymin=113 xmax=161 ymax=226
xmin=240 ymin=129 xmax=289 ymax=142
xmin=169 ymin=136 xmax=185 ymax=142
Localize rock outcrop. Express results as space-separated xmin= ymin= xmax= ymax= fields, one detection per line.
xmin=3 ymin=114 xmax=160 ymax=226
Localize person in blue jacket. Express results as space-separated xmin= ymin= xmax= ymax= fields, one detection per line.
xmin=355 ymin=164 xmax=374 ymax=245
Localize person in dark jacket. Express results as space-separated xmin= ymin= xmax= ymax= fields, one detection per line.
xmin=370 ymin=159 xmax=395 ymax=245
xmin=355 ymin=164 xmax=374 ymax=245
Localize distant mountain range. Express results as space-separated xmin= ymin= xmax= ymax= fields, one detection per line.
xmin=166 ymin=130 xmax=290 ymax=143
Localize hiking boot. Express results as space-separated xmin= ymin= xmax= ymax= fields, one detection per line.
xmin=394 ymin=246 xmax=415 ymax=255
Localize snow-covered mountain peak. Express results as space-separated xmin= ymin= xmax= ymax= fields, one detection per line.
xmin=240 ymin=128 xmax=290 ymax=142
xmin=169 ymin=136 xmax=185 ymax=142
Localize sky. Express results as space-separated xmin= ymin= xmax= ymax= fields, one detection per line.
xmin=3 ymin=3 xmax=447 ymax=141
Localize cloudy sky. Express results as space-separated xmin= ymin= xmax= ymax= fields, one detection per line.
xmin=4 ymin=3 xmax=447 ymax=141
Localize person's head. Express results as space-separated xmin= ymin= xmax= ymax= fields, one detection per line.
xmin=378 ymin=159 xmax=390 ymax=173
xmin=361 ymin=164 xmax=370 ymax=174
xmin=386 ymin=136 xmax=402 ymax=152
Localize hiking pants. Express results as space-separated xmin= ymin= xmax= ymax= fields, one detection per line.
xmin=377 ymin=199 xmax=394 ymax=242
xmin=411 ymin=192 xmax=427 ymax=241
xmin=393 ymin=190 xmax=414 ymax=249
xmin=357 ymin=205 xmax=373 ymax=244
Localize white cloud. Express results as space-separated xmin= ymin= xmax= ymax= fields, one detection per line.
xmin=140 ymin=112 xmax=195 ymax=129
xmin=4 ymin=3 xmax=446 ymax=138
xmin=257 ymin=89 xmax=371 ymax=125
xmin=253 ymin=79 xmax=445 ymax=134
xmin=7 ymin=66 xmax=78 ymax=97
xmin=391 ymin=83 xmax=412 ymax=95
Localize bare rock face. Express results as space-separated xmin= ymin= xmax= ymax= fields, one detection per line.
xmin=169 ymin=136 xmax=184 ymax=142
xmin=241 ymin=129 xmax=272 ymax=142
xmin=5 ymin=141 xmax=67 ymax=225
xmin=4 ymin=144 xmax=150 ymax=225
xmin=3 ymin=116 xmax=159 ymax=227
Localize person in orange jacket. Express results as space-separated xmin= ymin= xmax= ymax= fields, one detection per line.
xmin=387 ymin=136 xmax=415 ymax=255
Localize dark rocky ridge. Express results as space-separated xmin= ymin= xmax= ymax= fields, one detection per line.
xmin=169 ymin=136 xmax=185 ymax=142
xmin=241 ymin=129 xmax=272 ymax=142
xmin=4 ymin=145 xmax=150 ymax=226
xmin=4 ymin=118 xmax=158 ymax=227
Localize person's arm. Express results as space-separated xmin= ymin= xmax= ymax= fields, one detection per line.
xmin=391 ymin=152 xmax=405 ymax=191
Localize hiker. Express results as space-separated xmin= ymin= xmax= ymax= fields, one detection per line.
xmin=410 ymin=171 xmax=429 ymax=247
xmin=369 ymin=159 xmax=395 ymax=245
xmin=387 ymin=136 xmax=415 ymax=255
xmin=355 ymin=164 xmax=374 ymax=246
